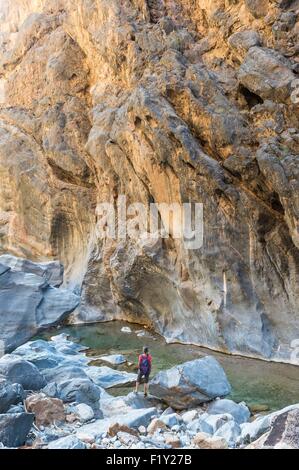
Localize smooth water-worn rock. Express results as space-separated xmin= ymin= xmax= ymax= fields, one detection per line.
xmin=84 ymin=366 xmax=137 ymax=389
xmin=207 ymin=399 xmax=250 ymax=425
xmin=13 ymin=339 xmax=89 ymax=375
xmin=150 ymin=357 xmax=231 ymax=409
xmin=0 ymin=412 xmax=34 ymax=447
xmin=0 ymin=355 xmax=45 ymax=391
xmin=100 ymin=354 xmax=126 ymax=365
xmin=0 ymin=257 xmax=79 ymax=352
xmin=42 ymin=364 xmax=89 ymax=384
xmin=48 ymin=435 xmax=87 ymax=450
xmin=0 ymin=377 xmax=24 ymax=413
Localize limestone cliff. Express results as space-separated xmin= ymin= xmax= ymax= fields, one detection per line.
xmin=0 ymin=0 xmax=298 ymax=362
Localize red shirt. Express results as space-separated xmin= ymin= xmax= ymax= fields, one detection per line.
xmin=138 ymin=353 xmax=152 ymax=368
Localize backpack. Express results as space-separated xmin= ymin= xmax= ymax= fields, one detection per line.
xmin=140 ymin=354 xmax=150 ymax=375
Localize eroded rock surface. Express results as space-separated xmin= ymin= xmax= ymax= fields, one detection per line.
xmin=0 ymin=1 xmax=298 ymax=361
xmin=0 ymin=255 xmax=79 ymax=351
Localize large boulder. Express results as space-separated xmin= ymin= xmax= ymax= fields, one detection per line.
xmin=57 ymin=378 xmax=104 ymax=411
xmin=0 ymin=413 xmax=34 ymax=447
xmin=14 ymin=338 xmax=89 ymax=371
xmin=149 ymin=356 xmax=231 ymax=409
xmin=0 ymin=256 xmax=79 ymax=352
xmin=207 ymin=399 xmax=250 ymax=424
xmin=42 ymin=364 xmax=89 ymax=384
xmin=241 ymin=403 xmax=299 ymax=444
xmin=0 ymin=377 xmax=24 ymax=413
xmin=0 ymin=355 xmax=46 ymax=391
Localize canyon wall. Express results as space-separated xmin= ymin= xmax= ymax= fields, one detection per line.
xmin=0 ymin=0 xmax=298 ymax=361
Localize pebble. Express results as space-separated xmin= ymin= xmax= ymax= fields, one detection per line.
xmin=121 ymin=327 xmax=132 ymax=333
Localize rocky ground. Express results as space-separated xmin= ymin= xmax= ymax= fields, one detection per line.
xmin=0 ymin=332 xmax=298 ymax=450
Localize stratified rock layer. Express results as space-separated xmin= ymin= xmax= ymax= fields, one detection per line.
xmin=0 ymin=1 xmax=298 ymax=361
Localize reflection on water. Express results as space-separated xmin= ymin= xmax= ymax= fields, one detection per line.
xmin=41 ymin=321 xmax=299 ymax=411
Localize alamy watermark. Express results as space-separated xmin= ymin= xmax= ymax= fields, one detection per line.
xmin=95 ymin=196 xmax=204 ymax=250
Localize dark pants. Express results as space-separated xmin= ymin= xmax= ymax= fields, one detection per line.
xmin=137 ymin=370 xmax=150 ymax=384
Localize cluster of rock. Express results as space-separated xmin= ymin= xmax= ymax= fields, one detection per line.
xmin=0 ymin=334 xmax=298 ymax=449
xmin=0 ymin=0 xmax=298 ymax=362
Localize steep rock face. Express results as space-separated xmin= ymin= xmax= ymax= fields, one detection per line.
xmin=0 ymin=0 xmax=298 ymax=361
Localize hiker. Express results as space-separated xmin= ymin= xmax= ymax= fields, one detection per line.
xmin=135 ymin=346 xmax=152 ymax=397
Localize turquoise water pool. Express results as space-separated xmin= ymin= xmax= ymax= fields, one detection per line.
xmin=40 ymin=320 xmax=299 ymax=412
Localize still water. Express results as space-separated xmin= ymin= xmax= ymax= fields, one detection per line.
xmin=42 ymin=321 xmax=299 ymax=412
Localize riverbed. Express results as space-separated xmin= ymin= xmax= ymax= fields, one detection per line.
xmin=40 ymin=321 xmax=299 ymax=412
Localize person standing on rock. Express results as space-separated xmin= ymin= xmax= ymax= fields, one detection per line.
xmin=135 ymin=346 xmax=152 ymax=397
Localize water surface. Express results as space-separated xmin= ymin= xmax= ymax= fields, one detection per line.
xmin=41 ymin=321 xmax=299 ymax=412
